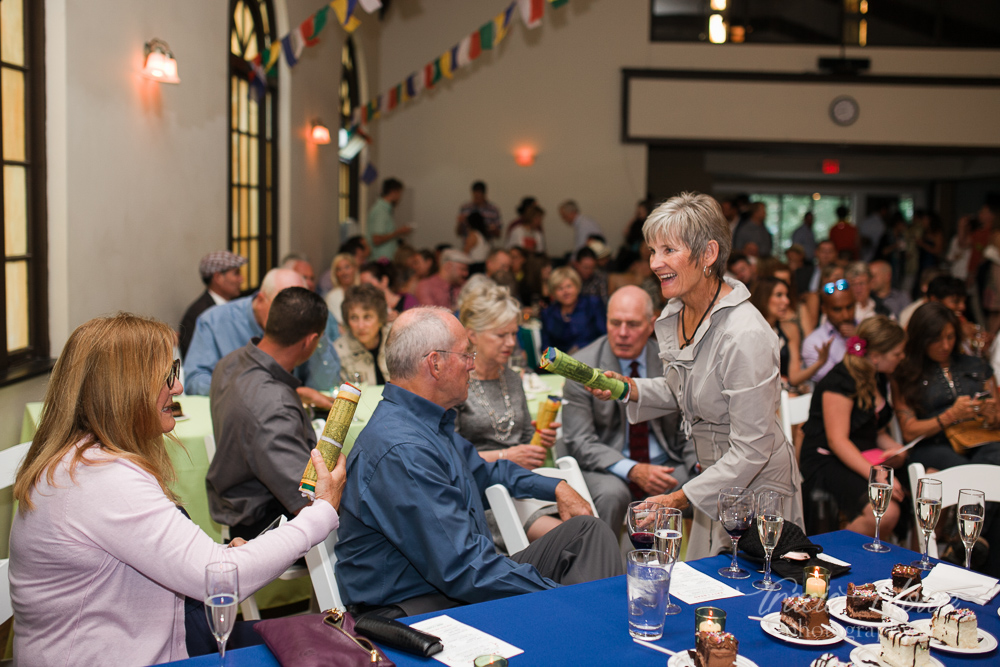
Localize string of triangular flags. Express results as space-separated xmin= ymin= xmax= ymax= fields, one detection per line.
xmin=352 ymin=0 xmax=569 ymax=127
xmin=246 ymin=0 xmax=383 ymax=100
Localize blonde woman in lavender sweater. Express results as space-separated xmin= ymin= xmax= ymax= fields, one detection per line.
xmin=10 ymin=313 xmax=345 ymax=666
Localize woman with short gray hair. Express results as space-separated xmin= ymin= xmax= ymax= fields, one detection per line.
xmin=590 ymin=192 xmax=804 ymax=561
xmin=456 ymin=282 xmax=562 ymax=542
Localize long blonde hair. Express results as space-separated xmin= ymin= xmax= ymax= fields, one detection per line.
xmin=14 ymin=313 xmax=180 ymax=511
xmin=843 ymin=316 xmax=905 ymax=412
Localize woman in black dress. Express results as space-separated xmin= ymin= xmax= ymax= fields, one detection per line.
xmin=800 ymin=316 xmax=907 ymax=539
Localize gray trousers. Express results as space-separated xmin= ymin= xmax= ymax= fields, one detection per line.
xmin=582 ymin=470 xmax=631 ymax=534
xmin=510 ymin=515 xmax=625 ymax=585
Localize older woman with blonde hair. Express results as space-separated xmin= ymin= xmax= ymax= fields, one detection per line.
xmin=325 ymin=252 xmax=360 ymax=329
xmin=456 ymin=282 xmax=562 ymax=541
xmin=540 ymin=265 xmax=606 ymax=353
xmin=589 ymin=192 xmax=804 ymax=560
xmin=10 ymin=313 xmax=345 ymax=666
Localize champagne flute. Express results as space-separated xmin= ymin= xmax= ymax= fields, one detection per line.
xmin=654 ymin=507 xmax=683 ymax=615
xmin=957 ymin=489 xmax=986 ymax=570
xmin=205 ymin=562 xmax=239 ymax=665
xmin=911 ymin=478 xmax=942 ymax=571
xmin=752 ymin=490 xmax=784 ymax=591
xmin=627 ymin=500 xmax=664 ymax=550
xmin=864 ymin=465 xmax=893 ymax=553
xmin=717 ymin=487 xmax=754 ymax=579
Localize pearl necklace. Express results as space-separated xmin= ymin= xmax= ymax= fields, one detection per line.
xmin=469 ymin=370 xmax=515 ymax=442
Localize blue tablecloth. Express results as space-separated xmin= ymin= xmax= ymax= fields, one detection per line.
xmin=162 ymin=530 xmax=1000 ymax=666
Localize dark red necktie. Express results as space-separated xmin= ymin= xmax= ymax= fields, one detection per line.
xmin=628 ymin=360 xmax=649 ymax=498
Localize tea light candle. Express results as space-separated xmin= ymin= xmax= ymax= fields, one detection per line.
xmin=803 ymin=565 xmax=830 ymax=599
xmin=473 ymin=656 xmax=508 ymax=667
xmin=698 ymin=617 xmax=722 ymax=633
xmin=694 ymin=606 xmax=726 ymax=633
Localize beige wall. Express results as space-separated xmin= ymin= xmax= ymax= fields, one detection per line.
xmin=374 ymin=1 xmax=1000 ymax=258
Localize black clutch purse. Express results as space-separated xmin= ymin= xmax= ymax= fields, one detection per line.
xmin=737 ymin=518 xmax=850 ymax=584
xmin=355 ymin=614 xmax=444 ymax=657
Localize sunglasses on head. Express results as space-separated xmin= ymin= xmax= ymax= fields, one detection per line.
xmin=822 ymin=279 xmax=849 ymax=294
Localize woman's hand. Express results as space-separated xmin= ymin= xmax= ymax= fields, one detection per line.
xmin=502 ymin=444 xmax=548 ymax=469
xmin=312 ymin=449 xmax=348 ymax=512
xmin=949 ymin=395 xmax=981 ymax=423
xmin=584 ymin=370 xmax=637 ymax=403
xmin=530 ymin=421 xmax=561 ymax=448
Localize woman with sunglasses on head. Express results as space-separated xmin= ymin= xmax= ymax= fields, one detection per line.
xmin=749 ymin=277 xmax=830 ymax=390
xmin=800 ymin=316 xmax=907 ymax=539
xmin=10 ymin=313 xmax=346 ymax=666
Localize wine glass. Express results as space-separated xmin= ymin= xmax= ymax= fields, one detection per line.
xmin=864 ymin=465 xmax=894 ymax=553
xmin=752 ymin=490 xmax=784 ymax=591
xmin=911 ymin=478 xmax=942 ymax=571
xmin=957 ymin=489 xmax=986 ymax=570
xmin=654 ymin=507 xmax=683 ymax=615
xmin=205 ymin=562 xmax=239 ymax=665
xmin=626 ymin=500 xmax=664 ymax=550
xmin=717 ymin=487 xmax=754 ymax=579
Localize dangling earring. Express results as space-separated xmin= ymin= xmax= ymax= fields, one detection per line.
xmin=703 ymin=264 xmax=712 ymax=278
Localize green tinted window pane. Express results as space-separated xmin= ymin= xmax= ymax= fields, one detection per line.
xmin=6 ymin=259 xmax=28 ymax=351
xmin=2 ymin=67 xmax=26 ymax=162
xmin=4 ymin=165 xmax=27 ymax=256
xmin=1 ymin=0 xmax=24 ymax=66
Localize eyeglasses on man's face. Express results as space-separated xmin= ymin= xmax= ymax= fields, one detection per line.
xmin=822 ymin=279 xmax=849 ymax=294
xmin=166 ymin=359 xmax=181 ymax=389
xmin=425 ymin=349 xmax=477 ymax=365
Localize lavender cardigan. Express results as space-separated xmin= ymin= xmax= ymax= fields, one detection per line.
xmin=10 ymin=443 xmax=338 ymax=666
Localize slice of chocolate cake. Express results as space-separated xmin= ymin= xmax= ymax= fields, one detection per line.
xmin=693 ymin=631 xmax=738 ymax=667
xmin=891 ymin=564 xmax=923 ymax=601
xmin=878 ymin=624 xmax=930 ymax=667
xmin=780 ymin=596 xmax=835 ymax=640
xmin=845 ymin=583 xmax=882 ymax=621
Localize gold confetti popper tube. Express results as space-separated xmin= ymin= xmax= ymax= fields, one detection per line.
xmin=530 ymin=396 xmax=561 ymax=446
xmin=299 ymin=382 xmax=361 ymax=499
xmin=538 ymin=347 xmax=628 ymax=400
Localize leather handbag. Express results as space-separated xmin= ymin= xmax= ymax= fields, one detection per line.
xmin=355 ymin=614 xmax=443 ymax=657
xmin=254 ymin=609 xmax=394 ymax=667
xmin=944 ymin=417 xmax=1000 ymax=452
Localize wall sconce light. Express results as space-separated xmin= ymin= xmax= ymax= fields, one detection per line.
xmin=311 ymin=120 xmax=332 ymax=145
xmin=142 ymin=39 xmax=180 ymax=84
xmin=514 ymin=146 xmax=535 ymax=167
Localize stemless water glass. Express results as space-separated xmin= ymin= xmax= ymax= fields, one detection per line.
xmin=626 ymin=500 xmax=664 ymax=550
xmin=717 ymin=487 xmax=754 ymax=580
xmin=911 ymin=478 xmax=943 ymax=571
xmin=957 ymin=489 xmax=986 ymax=570
xmin=654 ymin=507 xmax=683 ymax=615
xmin=752 ymin=490 xmax=784 ymax=591
xmin=205 ymin=562 xmax=239 ymax=665
xmin=864 ymin=465 xmax=894 ymax=553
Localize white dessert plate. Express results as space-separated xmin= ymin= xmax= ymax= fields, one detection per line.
xmin=909 ymin=618 xmax=998 ymax=654
xmin=668 ymin=651 xmax=758 ymax=667
xmin=759 ymin=612 xmax=845 ymax=646
xmin=826 ymin=595 xmax=909 ymax=627
xmin=850 ymin=644 xmax=944 ymax=667
xmin=872 ymin=579 xmax=950 ymax=609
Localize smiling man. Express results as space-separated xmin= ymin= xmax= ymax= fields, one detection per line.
xmin=562 ymin=286 xmax=696 ymax=531
xmin=802 ymin=282 xmax=857 ymax=382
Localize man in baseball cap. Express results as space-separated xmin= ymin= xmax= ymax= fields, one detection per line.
xmin=178 ymin=251 xmax=246 ymax=358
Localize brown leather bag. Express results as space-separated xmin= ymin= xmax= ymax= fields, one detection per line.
xmin=944 ymin=417 xmax=1000 ymax=452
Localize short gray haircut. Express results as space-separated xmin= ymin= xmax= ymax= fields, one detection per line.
xmin=460 ymin=283 xmax=521 ymax=333
xmin=259 ymin=267 xmax=306 ymax=299
xmin=385 ymin=307 xmax=454 ymax=380
xmin=642 ymin=192 xmax=731 ymax=280
xmin=845 ymin=261 xmax=870 ymax=280
xmin=559 ymin=200 xmax=578 ymax=215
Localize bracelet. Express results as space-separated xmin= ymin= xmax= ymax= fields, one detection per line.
xmin=499 ymin=450 xmax=505 ymax=460
xmin=936 ymin=415 xmax=945 ymax=431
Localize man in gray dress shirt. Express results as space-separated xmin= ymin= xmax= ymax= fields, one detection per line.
xmin=206 ymin=287 xmax=329 ymax=540
xmin=562 ymin=286 xmax=695 ymax=532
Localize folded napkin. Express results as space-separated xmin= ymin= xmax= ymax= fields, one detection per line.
xmin=923 ymin=562 xmax=1000 ymax=605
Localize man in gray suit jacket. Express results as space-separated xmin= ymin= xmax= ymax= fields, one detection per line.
xmin=562 ymin=286 xmax=696 ymax=532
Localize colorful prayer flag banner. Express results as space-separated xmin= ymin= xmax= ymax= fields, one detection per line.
xmin=361 ymin=163 xmax=378 ymax=185
xmin=495 ymin=3 xmax=516 ymax=45
xmin=406 ymin=73 xmax=420 ymax=99
xmin=309 ymin=6 xmax=330 ymax=41
xmin=549 ymin=0 xmax=569 ymax=6
xmin=469 ymin=31 xmax=482 ymax=60
xmin=281 ymin=33 xmax=301 ymax=67
xmin=423 ymin=62 xmax=436 ymax=89
xmin=249 ymin=56 xmax=267 ymax=101
xmin=456 ymin=35 xmax=472 ymax=68
xmin=330 ymin=0 xmax=361 ymax=32
xmin=439 ymin=50 xmax=454 ymax=79
xmin=387 ymin=85 xmax=398 ymax=111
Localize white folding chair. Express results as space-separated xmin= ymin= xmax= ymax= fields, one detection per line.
xmin=0 ymin=442 xmax=32 ymax=624
xmin=485 ymin=456 xmax=598 ymax=555
xmin=203 ymin=435 xmax=309 ymax=619
xmin=778 ymin=390 xmax=812 ymax=444
xmin=305 ymin=529 xmax=344 ymax=611
xmin=907 ymin=462 xmax=1000 ymax=558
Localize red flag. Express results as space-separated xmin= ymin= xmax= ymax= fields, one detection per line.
xmin=469 ymin=31 xmax=482 ymax=60
xmin=300 ymin=17 xmax=319 ymax=47
xmin=386 ymin=86 xmax=398 ymax=111
xmin=424 ymin=62 xmax=435 ymax=89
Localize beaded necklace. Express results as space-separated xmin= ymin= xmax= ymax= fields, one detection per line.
xmin=469 ymin=370 xmax=515 ymax=441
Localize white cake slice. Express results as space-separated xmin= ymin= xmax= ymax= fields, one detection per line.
xmin=930 ymin=604 xmax=978 ymax=649
xmin=878 ymin=624 xmax=931 ymax=667
xmin=810 ymin=653 xmax=852 ymax=667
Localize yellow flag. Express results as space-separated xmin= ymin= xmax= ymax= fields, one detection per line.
xmin=439 ymin=51 xmax=453 ymax=79
xmin=330 ymin=0 xmax=362 ymax=32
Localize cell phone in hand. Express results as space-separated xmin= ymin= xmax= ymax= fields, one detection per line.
xmin=974 ymin=391 xmax=991 ymax=401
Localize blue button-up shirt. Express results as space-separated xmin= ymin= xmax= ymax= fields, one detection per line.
xmin=335 ymin=383 xmax=562 ymax=607
xmin=183 ymin=295 xmax=340 ymax=396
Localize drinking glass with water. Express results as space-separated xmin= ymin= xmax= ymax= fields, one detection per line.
xmin=627 ymin=550 xmax=670 ymax=641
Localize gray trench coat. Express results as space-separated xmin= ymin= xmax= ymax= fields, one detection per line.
xmin=627 ymin=278 xmax=804 ymax=559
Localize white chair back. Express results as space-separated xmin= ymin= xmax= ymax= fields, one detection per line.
xmin=0 ymin=441 xmax=30 ymax=624
xmin=485 ymin=456 xmax=598 ymax=556
xmin=779 ymin=390 xmax=812 ymax=443
xmin=907 ymin=461 xmax=1000 ymax=558
xmin=305 ymin=529 xmax=345 ymax=611
xmin=203 ymin=434 xmax=216 ymax=462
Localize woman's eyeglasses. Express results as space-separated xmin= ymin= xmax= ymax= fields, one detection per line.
xmin=166 ymin=359 xmax=180 ymax=389
xmin=822 ymin=279 xmax=849 ymax=294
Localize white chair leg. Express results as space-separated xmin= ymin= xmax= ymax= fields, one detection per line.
xmin=240 ymin=594 xmax=261 ymax=621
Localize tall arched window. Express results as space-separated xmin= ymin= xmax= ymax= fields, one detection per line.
xmin=338 ymin=38 xmax=360 ymax=226
xmin=229 ymin=0 xmax=278 ymax=290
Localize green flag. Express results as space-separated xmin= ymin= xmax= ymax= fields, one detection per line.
xmin=479 ymin=21 xmax=494 ymax=50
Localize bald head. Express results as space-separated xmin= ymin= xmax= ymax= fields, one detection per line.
xmin=253 ymin=268 xmax=308 ymax=329
xmin=607 ymin=286 xmax=655 ymax=360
